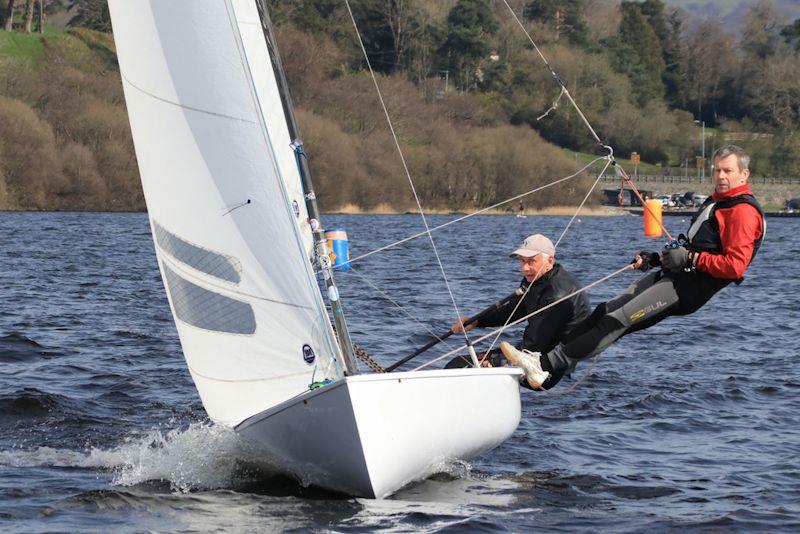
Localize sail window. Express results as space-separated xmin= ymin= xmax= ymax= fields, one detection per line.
xmin=154 ymin=221 xmax=242 ymax=284
xmin=162 ymin=263 xmax=256 ymax=335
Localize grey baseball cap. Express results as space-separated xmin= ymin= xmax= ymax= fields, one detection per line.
xmin=509 ymin=234 xmax=555 ymax=258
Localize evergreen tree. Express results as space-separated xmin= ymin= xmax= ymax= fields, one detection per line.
xmin=602 ymin=1 xmax=665 ymax=107
xmin=661 ymin=11 xmax=686 ymax=108
xmin=780 ymin=18 xmax=800 ymax=51
xmin=523 ymin=0 xmax=587 ymax=46
xmin=438 ymin=0 xmax=498 ymax=90
xmin=634 ymin=1 xmax=686 ymax=108
xmin=349 ymin=0 xmax=396 ymax=74
xmin=67 ymin=0 xmax=110 ymax=32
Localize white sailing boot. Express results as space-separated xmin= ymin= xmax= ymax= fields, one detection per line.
xmin=500 ymin=342 xmax=551 ymax=390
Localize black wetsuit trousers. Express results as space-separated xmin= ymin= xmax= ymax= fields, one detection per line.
xmin=543 ymin=269 xmax=729 ymax=388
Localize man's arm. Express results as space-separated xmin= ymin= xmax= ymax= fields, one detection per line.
xmin=695 ymin=203 xmax=763 ymax=279
xmin=477 ymin=294 xmax=524 ymax=328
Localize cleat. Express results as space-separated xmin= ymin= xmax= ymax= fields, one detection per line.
xmin=500 ymin=341 xmax=550 ymax=389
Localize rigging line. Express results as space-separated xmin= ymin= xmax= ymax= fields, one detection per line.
xmin=500 ymin=0 xmax=605 ymax=149
xmin=337 ymin=156 xmax=605 ymax=270
xmin=616 ymin=163 xmax=675 ymax=241
xmin=537 ymin=87 xmax=566 ymax=121
xmin=412 ymin=263 xmax=635 ymax=372
xmin=349 ymin=266 xmax=458 ymax=353
xmin=344 ymin=0 xmax=471 ymax=346
xmin=478 ymin=157 xmax=613 ymax=364
xmin=502 ymin=0 xmax=668 ymax=248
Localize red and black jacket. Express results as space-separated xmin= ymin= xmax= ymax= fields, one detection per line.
xmin=687 ymin=184 xmax=765 ymax=282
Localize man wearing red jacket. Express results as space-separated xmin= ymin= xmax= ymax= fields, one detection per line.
xmin=502 ymin=145 xmax=766 ymax=390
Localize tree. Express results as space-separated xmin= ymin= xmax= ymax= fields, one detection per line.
xmin=2 ymin=0 xmax=16 ymax=31
xmin=67 ymin=0 xmax=110 ymax=32
xmin=438 ymin=0 xmax=498 ymax=90
xmin=745 ymin=55 xmax=800 ymax=129
xmin=381 ymin=0 xmax=416 ymax=70
xmin=683 ymin=22 xmax=736 ymax=123
xmin=740 ymin=0 xmax=781 ymax=60
xmin=602 ymin=1 xmax=665 ymax=107
xmin=22 ymin=0 xmax=33 ymax=33
xmin=660 ymin=10 xmax=686 ymax=108
xmin=349 ymin=0 xmax=396 ymax=73
xmin=780 ymin=18 xmax=800 ymax=51
xmin=523 ymin=0 xmax=587 ymax=46
xmin=638 ymin=0 xmax=686 ymax=108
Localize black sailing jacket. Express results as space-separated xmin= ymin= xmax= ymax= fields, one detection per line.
xmin=477 ymin=263 xmax=591 ymax=354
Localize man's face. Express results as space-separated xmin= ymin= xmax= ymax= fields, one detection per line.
xmin=519 ymin=254 xmax=553 ymax=283
xmin=713 ymin=153 xmax=749 ymax=194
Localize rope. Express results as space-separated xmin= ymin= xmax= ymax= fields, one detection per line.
xmin=412 ymin=263 xmax=635 ymax=372
xmin=349 ymin=266 xmax=457 ymax=353
xmin=537 ymin=87 xmax=566 ymax=121
xmin=479 ymin=157 xmax=612 ymax=365
xmin=500 ymin=0 xmax=606 ymax=149
xmin=341 ymin=0 xmax=668 ymax=393
xmin=353 ymin=343 xmax=385 ymax=373
xmin=344 ymin=0 xmax=472 ymax=346
xmin=340 ymin=157 xmax=605 ymax=269
xmin=500 ymin=0 xmax=672 ymax=243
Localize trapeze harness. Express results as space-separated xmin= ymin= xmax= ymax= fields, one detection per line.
xmin=687 ymin=194 xmax=765 ymax=281
xmin=541 ymin=192 xmax=766 ymax=387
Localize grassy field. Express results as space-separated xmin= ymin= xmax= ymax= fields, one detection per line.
xmin=0 ymin=27 xmax=115 ymax=72
xmin=563 ymin=149 xmax=677 ymax=176
xmin=0 ymin=28 xmax=51 ymax=59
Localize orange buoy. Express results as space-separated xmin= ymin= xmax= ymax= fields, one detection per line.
xmin=643 ymin=199 xmax=663 ymax=238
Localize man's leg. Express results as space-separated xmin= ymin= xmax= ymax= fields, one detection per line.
xmin=541 ymin=272 xmax=680 ymax=388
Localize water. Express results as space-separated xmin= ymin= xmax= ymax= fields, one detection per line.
xmin=1 ymin=211 xmax=798 ymax=532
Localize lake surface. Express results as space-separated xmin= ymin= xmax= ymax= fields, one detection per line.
xmin=1 ymin=212 xmax=798 ymax=532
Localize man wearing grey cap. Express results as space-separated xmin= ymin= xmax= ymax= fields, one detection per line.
xmin=447 ymin=233 xmax=591 ymax=389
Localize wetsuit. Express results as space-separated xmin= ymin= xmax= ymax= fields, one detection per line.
xmin=543 ymin=183 xmax=765 ymax=388
xmin=445 ymin=263 xmax=591 ymax=387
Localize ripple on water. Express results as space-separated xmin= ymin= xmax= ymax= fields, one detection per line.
xmin=0 ymin=213 xmax=798 ymax=531
xmin=0 ymin=333 xmax=59 ymax=363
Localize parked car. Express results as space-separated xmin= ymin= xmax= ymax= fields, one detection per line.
xmin=657 ymin=195 xmax=675 ymax=207
xmin=671 ymin=193 xmax=689 ymax=208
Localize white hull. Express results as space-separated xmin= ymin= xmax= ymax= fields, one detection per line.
xmin=236 ymin=367 xmax=523 ymax=498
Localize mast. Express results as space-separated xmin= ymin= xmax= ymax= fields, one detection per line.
xmin=254 ymin=0 xmax=359 ymax=375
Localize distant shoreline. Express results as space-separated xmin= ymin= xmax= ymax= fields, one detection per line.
xmin=0 ymin=206 xmax=629 ymax=216
xmin=326 ymin=204 xmax=627 ymax=217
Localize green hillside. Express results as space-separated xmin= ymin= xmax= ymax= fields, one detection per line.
xmin=0 ymin=27 xmax=143 ymax=211
xmin=1 ymin=1 xmax=799 ymax=212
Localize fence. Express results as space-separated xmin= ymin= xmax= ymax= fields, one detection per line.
xmin=597 ymin=175 xmax=800 ymax=185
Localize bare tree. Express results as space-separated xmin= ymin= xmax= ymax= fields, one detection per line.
xmin=2 ymin=0 xmax=16 ymax=31
xmin=22 ymin=0 xmax=33 ymax=33
xmin=383 ymin=0 xmax=408 ymax=67
xmin=684 ymin=22 xmax=735 ymax=121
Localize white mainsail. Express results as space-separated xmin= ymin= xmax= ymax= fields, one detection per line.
xmin=108 ymin=0 xmax=343 ymax=426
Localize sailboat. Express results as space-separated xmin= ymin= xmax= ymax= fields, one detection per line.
xmin=107 ymin=0 xmax=523 ymax=498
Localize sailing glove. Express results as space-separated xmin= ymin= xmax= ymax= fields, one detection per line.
xmin=662 ymin=246 xmax=691 ymax=272
xmin=635 ymin=250 xmax=661 ymax=271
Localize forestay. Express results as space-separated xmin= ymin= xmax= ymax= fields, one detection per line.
xmin=107 ymin=0 xmax=342 ymax=426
